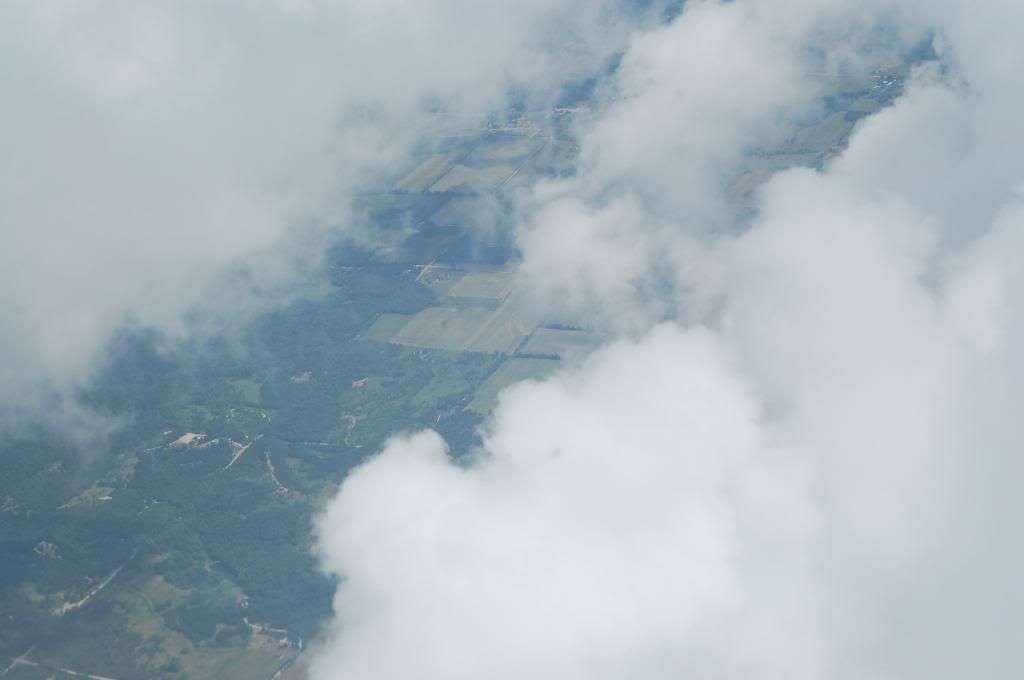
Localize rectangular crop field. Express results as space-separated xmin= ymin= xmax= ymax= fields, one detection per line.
xmin=390 ymin=307 xmax=493 ymax=351
xmin=465 ymin=298 xmax=532 ymax=354
xmin=470 ymin=136 xmax=544 ymax=161
xmin=518 ymin=327 xmax=604 ymax=358
xmin=430 ymin=196 xmax=484 ymax=228
xmin=428 ymin=163 xmax=518 ymax=192
xmin=394 ymin=155 xmax=452 ymax=193
xmin=419 ymin=266 xmax=465 ymax=297
xmin=364 ymin=313 xmax=413 ymax=341
xmin=468 ymin=358 xmax=560 ymax=413
xmin=447 ymin=270 xmax=515 ymax=301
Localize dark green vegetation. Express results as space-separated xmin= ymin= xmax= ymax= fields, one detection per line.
xmin=0 ymin=263 xmax=505 ymax=677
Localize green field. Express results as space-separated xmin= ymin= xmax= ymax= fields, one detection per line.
xmin=428 ymin=163 xmax=518 ymax=192
xmin=464 ymin=298 xmax=532 ymax=354
xmin=471 ymin=136 xmax=544 ymax=161
xmin=447 ymin=270 xmax=515 ymax=301
xmin=418 ymin=267 xmax=464 ymax=296
xmin=384 ymin=297 xmax=532 ymax=355
xmin=518 ymin=327 xmax=603 ymax=358
xmin=364 ymin=313 xmax=413 ymax=340
xmin=390 ymin=307 xmax=494 ymax=350
xmin=430 ymin=196 xmax=484 ymax=228
xmin=394 ymin=154 xmax=453 ymax=193
xmin=228 ymin=377 xmax=262 ymax=405
xmin=787 ymin=111 xmax=853 ymax=153
xmin=467 ymin=358 xmax=560 ymax=413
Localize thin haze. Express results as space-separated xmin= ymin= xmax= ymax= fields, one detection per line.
xmin=312 ymin=1 xmax=1024 ymax=679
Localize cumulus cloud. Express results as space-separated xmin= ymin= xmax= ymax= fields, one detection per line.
xmin=314 ymin=328 xmax=791 ymax=679
xmin=515 ymin=0 xmax=928 ymax=331
xmin=312 ymin=0 xmax=1024 ymax=678
xmin=0 ymin=0 xmax=630 ymax=429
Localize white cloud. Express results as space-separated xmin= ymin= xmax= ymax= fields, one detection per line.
xmin=313 ymin=0 xmax=1024 ymax=677
xmin=314 ymin=327 xmax=800 ymax=680
xmin=515 ymin=0 xmax=930 ymax=331
xmin=0 ymin=0 xmax=630 ymax=428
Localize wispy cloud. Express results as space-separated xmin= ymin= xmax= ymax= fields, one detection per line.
xmin=0 ymin=0 xmax=629 ymax=430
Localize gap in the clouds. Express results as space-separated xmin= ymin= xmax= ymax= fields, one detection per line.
xmin=0 ymin=90 xmax=610 ymax=668
xmin=0 ymin=6 xmax=960 ymax=672
xmin=733 ymin=45 xmax=932 ymax=224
